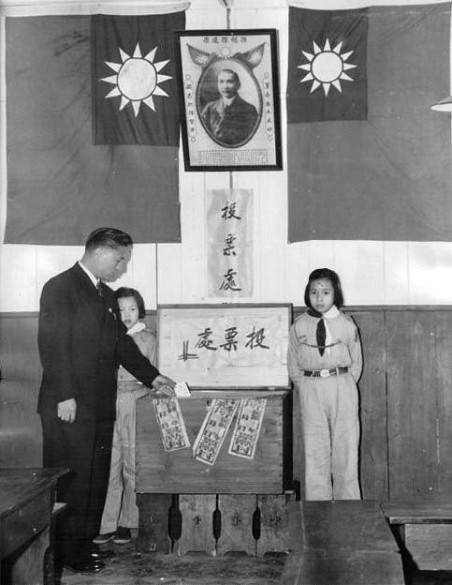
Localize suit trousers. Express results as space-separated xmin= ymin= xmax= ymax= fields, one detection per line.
xmin=40 ymin=412 xmax=114 ymax=563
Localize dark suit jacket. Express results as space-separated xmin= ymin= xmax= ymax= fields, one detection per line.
xmin=37 ymin=263 xmax=159 ymax=421
xmin=201 ymin=95 xmax=258 ymax=146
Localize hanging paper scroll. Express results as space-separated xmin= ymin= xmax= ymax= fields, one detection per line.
xmin=228 ymin=398 xmax=267 ymax=460
xmin=153 ymin=398 xmax=190 ymax=452
xmin=193 ymin=399 xmax=238 ymax=465
xmin=157 ymin=304 xmax=291 ymax=389
xmin=206 ymin=188 xmax=253 ymax=298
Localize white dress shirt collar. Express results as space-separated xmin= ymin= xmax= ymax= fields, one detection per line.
xmin=78 ymin=261 xmax=98 ymax=288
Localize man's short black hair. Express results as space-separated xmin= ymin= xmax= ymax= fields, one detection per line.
xmin=218 ymin=68 xmax=240 ymax=88
xmin=85 ymin=227 xmax=133 ymax=251
xmin=304 ymin=267 xmax=344 ymax=309
xmin=114 ymin=287 xmax=146 ymax=319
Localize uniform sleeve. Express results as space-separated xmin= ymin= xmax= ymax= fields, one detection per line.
xmin=347 ymin=317 xmax=363 ymax=383
xmin=38 ymin=278 xmax=78 ymax=402
xmin=134 ymin=330 xmax=157 ymax=366
xmin=143 ymin=331 xmax=157 ymax=365
xmin=287 ymin=323 xmax=303 ymax=388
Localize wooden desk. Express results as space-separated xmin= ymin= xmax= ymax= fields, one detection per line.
xmin=282 ymin=500 xmax=405 ymax=585
xmin=0 ymin=468 xmax=67 ymax=585
xmin=382 ymin=501 xmax=452 ymax=570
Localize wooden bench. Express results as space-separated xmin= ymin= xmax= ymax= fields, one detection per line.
xmin=282 ymin=500 xmax=405 ymax=585
xmin=381 ymin=501 xmax=452 ymax=570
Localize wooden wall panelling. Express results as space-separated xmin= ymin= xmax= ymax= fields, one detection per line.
xmin=0 ymin=315 xmax=42 ymax=467
xmin=291 ymin=388 xmax=304 ymax=499
xmin=386 ymin=311 xmax=439 ymax=499
xmin=353 ymin=311 xmax=388 ymax=501
xmin=434 ymin=311 xmax=452 ymax=497
xmin=291 ymin=308 xmax=305 ymax=499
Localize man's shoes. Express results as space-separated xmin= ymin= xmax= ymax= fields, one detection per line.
xmin=113 ymin=526 xmax=132 ymax=544
xmin=93 ymin=531 xmax=115 ymax=544
xmin=64 ymin=557 xmax=105 ymax=574
xmin=89 ymin=546 xmax=115 ymax=560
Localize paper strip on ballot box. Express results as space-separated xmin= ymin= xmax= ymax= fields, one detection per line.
xmin=193 ymin=399 xmax=238 ymax=466
xmin=229 ymin=398 xmax=267 ymax=460
xmin=153 ymin=397 xmax=190 ymax=452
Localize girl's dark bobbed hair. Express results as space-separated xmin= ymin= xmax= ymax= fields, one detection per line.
xmin=304 ymin=267 xmax=344 ymax=309
xmin=114 ymin=287 xmax=146 ymax=319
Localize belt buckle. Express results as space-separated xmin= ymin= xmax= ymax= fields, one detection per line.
xmin=319 ymin=368 xmax=330 ymax=378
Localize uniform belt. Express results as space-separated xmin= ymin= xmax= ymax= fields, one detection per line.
xmin=303 ymin=367 xmax=348 ymax=378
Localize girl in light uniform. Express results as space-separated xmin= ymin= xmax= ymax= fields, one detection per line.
xmin=94 ymin=287 xmax=156 ymax=545
xmin=288 ymin=268 xmax=363 ymax=501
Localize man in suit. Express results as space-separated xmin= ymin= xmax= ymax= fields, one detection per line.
xmin=38 ymin=227 xmax=175 ymax=574
xmin=200 ymin=68 xmax=259 ymax=147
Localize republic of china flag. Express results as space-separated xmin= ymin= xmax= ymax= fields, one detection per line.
xmin=93 ymin=13 xmax=184 ymax=145
xmin=4 ymin=11 xmax=185 ymax=245
xmin=287 ymin=4 xmax=452 ymax=242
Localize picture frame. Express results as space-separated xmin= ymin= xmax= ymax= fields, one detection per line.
xmin=175 ymin=29 xmax=282 ymax=172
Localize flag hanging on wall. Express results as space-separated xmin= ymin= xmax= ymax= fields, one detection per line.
xmin=4 ymin=11 xmax=185 ymax=245
xmin=93 ymin=14 xmax=182 ymax=145
xmin=287 ymin=3 xmax=452 ymax=242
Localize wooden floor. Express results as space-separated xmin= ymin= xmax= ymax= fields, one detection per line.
xmin=57 ymin=538 xmax=452 ymax=585
xmin=59 ymin=539 xmax=286 ymax=585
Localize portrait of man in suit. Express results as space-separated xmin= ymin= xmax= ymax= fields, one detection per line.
xmin=200 ymin=68 xmax=259 ymax=148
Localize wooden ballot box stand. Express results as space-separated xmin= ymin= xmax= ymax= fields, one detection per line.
xmin=137 ymin=304 xmax=293 ymax=556
xmin=135 ymin=389 xmax=293 ymax=556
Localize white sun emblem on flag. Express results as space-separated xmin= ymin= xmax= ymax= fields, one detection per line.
xmin=298 ymin=39 xmax=357 ymax=96
xmin=100 ymin=43 xmax=172 ymax=117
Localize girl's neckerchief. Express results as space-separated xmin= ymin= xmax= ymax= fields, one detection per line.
xmin=307 ymin=305 xmax=339 ymax=355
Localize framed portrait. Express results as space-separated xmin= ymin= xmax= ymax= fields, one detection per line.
xmin=175 ymin=29 xmax=282 ymax=172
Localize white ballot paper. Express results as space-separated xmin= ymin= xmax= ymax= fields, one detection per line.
xmin=153 ymin=397 xmax=190 ymax=452
xmin=175 ymin=381 xmax=191 ymax=398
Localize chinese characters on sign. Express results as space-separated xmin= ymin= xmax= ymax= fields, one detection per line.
xmin=157 ymin=305 xmax=290 ymax=388
xmin=178 ymin=324 xmax=269 ymax=361
xmin=207 ymin=188 xmax=253 ymax=299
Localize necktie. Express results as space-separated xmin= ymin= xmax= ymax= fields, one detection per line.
xmin=96 ymin=280 xmax=103 ymax=297
xmin=316 ymin=318 xmax=326 ymax=356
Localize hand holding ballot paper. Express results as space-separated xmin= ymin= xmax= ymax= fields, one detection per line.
xmin=175 ymin=381 xmax=191 ymax=398
xmin=155 ymin=380 xmax=191 ymax=398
